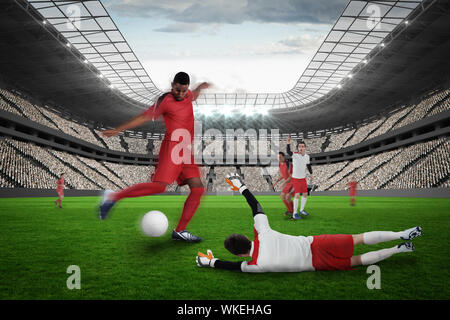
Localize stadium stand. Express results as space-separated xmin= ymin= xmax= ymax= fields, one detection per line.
xmin=240 ymin=166 xmax=271 ymax=192
xmin=123 ymin=136 xmax=149 ymax=154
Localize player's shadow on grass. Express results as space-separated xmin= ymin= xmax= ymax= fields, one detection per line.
xmin=129 ymin=237 xmax=199 ymax=256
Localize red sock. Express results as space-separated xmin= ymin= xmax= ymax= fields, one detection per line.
xmin=287 ymin=201 xmax=294 ymax=213
xmin=112 ymin=182 xmax=166 ymax=202
xmin=282 ymin=199 xmax=294 ymax=213
xmin=176 ymin=187 xmax=205 ymax=232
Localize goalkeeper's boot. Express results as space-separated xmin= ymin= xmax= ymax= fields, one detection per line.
xmin=99 ymin=190 xmax=116 ymax=220
xmin=172 ymin=230 xmax=202 ymax=243
xmin=397 ymin=242 xmax=414 ymax=253
xmin=400 ymin=226 xmax=422 ymax=241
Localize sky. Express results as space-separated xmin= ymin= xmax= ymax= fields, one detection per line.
xmin=101 ymin=0 xmax=348 ymax=93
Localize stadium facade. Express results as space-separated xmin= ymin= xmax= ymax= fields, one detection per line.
xmin=0 ymin=0 xmax=449 ymax=197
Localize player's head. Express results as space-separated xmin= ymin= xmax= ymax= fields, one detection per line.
xmin=297 ymin=141 xmax=306 ymax=154
xmin=171 ymin=72 xmax=190 ymax=101
xmin=278 ymin=151 xmax=286 ymax=162
xmin=224 ymin=233 xmax=251 ymax=257
xmin=60 ymin=173 xmax=65 ymax=178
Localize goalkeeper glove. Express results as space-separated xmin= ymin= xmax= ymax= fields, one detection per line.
xmin=225 ymin=173 xmax=247 ymax=193
xmin=196 ymin=249 xmax=217 ymax=268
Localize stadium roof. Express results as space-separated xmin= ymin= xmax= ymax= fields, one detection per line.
xmin=0 ymin=0 xmax=449 ymax=133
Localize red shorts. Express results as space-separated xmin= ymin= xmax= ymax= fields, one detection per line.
xmin=153 ymin=140 xmax=201 ymax=186
xmin=349 ymin=189 xmax=356 ymax=197
xmin=310 ymin=234 xmax=354 ymax=271
xmin=292 ymin=178 xmax=308 ymax=194
xmin=282 ymin=181 xmax=294 ymax=194
xmin=57 ymin=189 xmax=64 ymax=197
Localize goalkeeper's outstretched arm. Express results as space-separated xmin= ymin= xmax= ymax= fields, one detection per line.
xmin=225 ymin=173 xmax=265 ymax=217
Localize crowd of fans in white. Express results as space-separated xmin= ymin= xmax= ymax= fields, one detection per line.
xmin=0 ymin=86 xmax=449 ymax=191
xmin=0 ymin=136 xmax=448 ymax=191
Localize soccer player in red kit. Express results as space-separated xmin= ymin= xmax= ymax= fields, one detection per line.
xmin=347 ymin=177 xmax=357 ymax=206
xmin=272 ymin=150 xmax=294 ymax=217
xmin=54 ymin=173 xmax=65 ymax=209
xmin=99 ymin=72 xmax=210 ymax=242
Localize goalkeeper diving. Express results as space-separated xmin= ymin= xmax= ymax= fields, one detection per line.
xmin=196 ymin=173 xmax=422 ymax=273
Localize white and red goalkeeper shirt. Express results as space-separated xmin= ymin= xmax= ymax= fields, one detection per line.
xmin=241 ymin=214 xmax=314 ymax=273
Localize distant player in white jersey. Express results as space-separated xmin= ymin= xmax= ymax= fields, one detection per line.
xmin=286 ymin=136 xmax=313 ymax=220
xmin=195 ymin=173 xmax=422 ymax=273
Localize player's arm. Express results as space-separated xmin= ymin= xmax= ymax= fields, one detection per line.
xmin=101 ymin=113 xmax=150 ymax=137
xmin=286 ymin=135 xmax=293 ymax=157
xmin=272 ymin=174 xmax=283 ymax=187
xmin=196 ymin=250 xmax=243 ymax=272
xmin=225 ymin=173 xmax=265 ymax=217
xmin=191 ymin=82 xmax=210 ymax=101
xmin=306 ymin=157 xmax=313 ymax=183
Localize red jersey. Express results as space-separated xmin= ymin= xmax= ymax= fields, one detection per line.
xmin=56 ymin=178 xmax=64 ymax=191
xmin=279 ymin=161 xmax=292 ymax=180
xmin=142 ymin=90 xmax=197 ymax=142
xmin=347 ymin=181 xmax=357 ymax=190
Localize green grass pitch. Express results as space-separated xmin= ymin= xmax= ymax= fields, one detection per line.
xmin=0 ymin=194 xmax=449 ymax=300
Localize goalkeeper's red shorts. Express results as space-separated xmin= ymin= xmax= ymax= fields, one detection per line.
xmin=311 ymin=234 xmax=354 ymax=271
xmin=153 ymin=140 xmax=201 ymax=186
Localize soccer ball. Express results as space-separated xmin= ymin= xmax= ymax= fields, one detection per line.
xmin=141 ymin=211 xmax=168 ymax=237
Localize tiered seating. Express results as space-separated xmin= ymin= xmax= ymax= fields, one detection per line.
xmin=325 ymin=129 xmax=355 ymax=152
xmin=359 ymin=139 xmax=444 ymax=189
xmin=428 ymin=92 xmax=450 ymax=117
xmin=331 ymin=150 xmax=401 ymax=190
xmin=4 ymin=138 xmax=77 ymax=187
xmin=76 ymin=156 xmax=128 ymax=189
xmin=0 ymin=94 xmax=22 ymax=116
xmin=385 ymin=139 xmax=449 ymax=189
xmin=365 ymin=106 xmax=410 ymax=140
xmin=124 ymin=136 xmax=149 ymax=154
xmin=94 ymin=129 xmax=126 ymax=152
xmin=0 ymin=88 xmax=58 ymax=129
xmin=211 ymin=166 xmax=236 ymax=192
xmin=0 ymin=174 xmax=12 ymax=188
xmin=343 ymin=118 xmax=385 ymax=147
xmin=103 ymin=162 xmax=154 ymax=187
xmin=39 ymin=108 xmax=103 ymax=147
xmin=303 ymin=136 xmax=327 ymax=154
xmin=392 ymin=91 xmax=447 ymax=130
xmin=152 ymin=139 xmax=162 ymax=155
xmin=313 ymin=161 xmax=349 ymax=191
xmin=0 ymin=139 xmax=55 ymax=189
xmin=240 ymin=167 xmax=270 ymax=191
xmin=318 ymin=157 xmax=372 ymax=191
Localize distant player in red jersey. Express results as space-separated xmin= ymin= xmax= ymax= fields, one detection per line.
xmin=272 ymin=140 xmax=294 ymax=216
xmin=347 ymin=177 xmax=357 ymax=206
xmin=99 ymin=72 xmax=210 ymax=242
xmin=54 ymin=173 xmax=65 ymax=209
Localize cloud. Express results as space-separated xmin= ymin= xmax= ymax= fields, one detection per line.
xmin=104 ymin=0 xmax=348 ymax=26
xmin=154 ymin=22 xmax=200 ymax=33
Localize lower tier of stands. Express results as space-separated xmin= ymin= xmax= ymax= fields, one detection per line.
xmin=0 ymin=136 xmax=448 ymax=192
